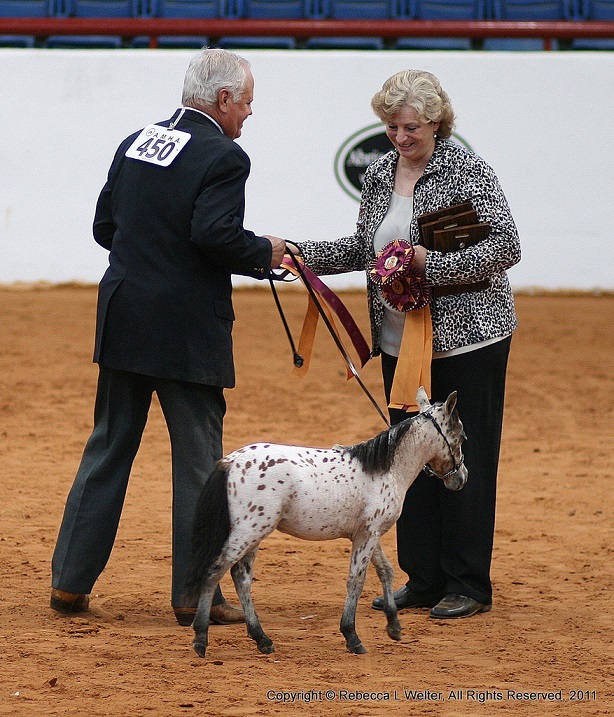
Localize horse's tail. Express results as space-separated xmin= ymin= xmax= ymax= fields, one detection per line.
xmin=183 ymin=460 xmax=231 ymax=604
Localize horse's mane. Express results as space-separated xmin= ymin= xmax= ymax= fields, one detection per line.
xmin=343 ymin=416 xmax=416 ymax=475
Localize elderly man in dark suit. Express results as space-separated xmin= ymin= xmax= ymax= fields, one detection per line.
xmin=50 ymin=49 xmax=286 ymax=627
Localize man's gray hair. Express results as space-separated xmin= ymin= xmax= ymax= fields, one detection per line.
xmin=182 ymin=48 xmax=250 ymax=108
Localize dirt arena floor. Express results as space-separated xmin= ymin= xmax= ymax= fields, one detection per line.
xmin=1 ymin=285 xmax=612 ymax=717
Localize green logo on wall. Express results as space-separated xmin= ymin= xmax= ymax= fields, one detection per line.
xmin=334 ymin=124 xmax=474 ymax=202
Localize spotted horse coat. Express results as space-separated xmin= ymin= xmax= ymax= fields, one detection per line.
xmin=184 ymin=388 xmax=467 ymax=656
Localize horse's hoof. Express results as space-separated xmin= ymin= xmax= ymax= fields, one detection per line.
xmin=193 ymin=641 xmax=207 ymax=658
xmin=258 ymin=643 xmax=275 ymax=654
xmin=386 ymin=622 xmax=402 ymax=641
xmin=348 ymin=642 xmax=367 ymax=655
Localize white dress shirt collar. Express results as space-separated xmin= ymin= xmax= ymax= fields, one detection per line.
xmin=181 ymin=106 xmax=224 ymax=134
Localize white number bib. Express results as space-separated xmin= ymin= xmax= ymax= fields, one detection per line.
xmin=125 ymin=124 xmax=191 ymax=167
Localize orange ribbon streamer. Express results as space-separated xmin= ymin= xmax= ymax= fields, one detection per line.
xmin=279 ymin=256 xmax=370 ymax=380
xmin=388 ymin=305 xmax=433 ymax=412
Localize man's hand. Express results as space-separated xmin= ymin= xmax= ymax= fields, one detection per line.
xmin=263 ymin=235 xmax=286 ymax=268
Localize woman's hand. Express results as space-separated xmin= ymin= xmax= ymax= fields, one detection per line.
xmin=284 ymin=241 xmax=302 ymax=257
xmin=412 ymin=244 xmax=427 ymax=273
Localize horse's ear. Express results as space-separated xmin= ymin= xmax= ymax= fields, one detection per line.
xmin=416 ymin=386 xmax=431 ymax=412
xmin=444 ymin=391 xmax=458 ymax=414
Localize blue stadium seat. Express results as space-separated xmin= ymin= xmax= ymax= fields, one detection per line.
xmin=0 ymin=0 xmax=55 ymax=47
xmin=46 ymin=0 xmax=138 ymax=47
xmin=482 ymin=0 xmax=568 ymax=49
xmin=323 ymin=0 xmax=397 ymax=17
xmin=235 ymin=0 xmax=306 ymax=15
xmin=489 ymin=0 xmax=568 ymax=19
xmin=395 ymin=0 xmax=485 ymax=50
xmin=218 ymin=0 xmax=308 ymax=49
xmin=57 ymin=0 xmax=139 ymax=15
xmin=0 ymin=0 xmax=54 ymax=13
xmin=0 ymin=34 xmax=37 ymax=45
xmin=305 ymin=0 xmax=393 ymax=49
xmin=216 ymin=36 xmax=298 ymax=47
xmin=570 ymin=0 xmax=614 ymax=49
xmin=304 ymin=36 xmax=385 ymax=47
xmin=45 ymin=34 xmax=125 ymax=45
xmin=132 ymin=0 xmax=224 ymax=47
xmin=132 ymin=35 xmax=209 ymax=46
xmin=149 ymin=0 xmax=223 ymax=14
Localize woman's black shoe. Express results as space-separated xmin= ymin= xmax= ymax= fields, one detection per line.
xmin=429 ymin=593 xmax=492 ymax=619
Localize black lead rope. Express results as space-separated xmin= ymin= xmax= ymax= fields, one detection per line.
xmin=268 ymin=272 xmax=304 ymax=368
xmin=269 ymin=249 xmax=390 ymax=429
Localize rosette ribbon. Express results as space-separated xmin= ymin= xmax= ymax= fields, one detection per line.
xmin=370 ymin=239 xmax=433 ymax=412
xmin=369 ymin=239 xmax=415 ymax=286
xmin=370 ymin=239 xmax=431 ymax=312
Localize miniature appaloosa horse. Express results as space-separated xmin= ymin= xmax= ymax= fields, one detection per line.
xmin=184 ymin=387 xmax=467 ymax=657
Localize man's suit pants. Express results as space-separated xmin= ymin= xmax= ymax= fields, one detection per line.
xmin=51 ymin=366 xmax=226 ymax=607
xmin=382 ymin=336 xmax=511 ymax=605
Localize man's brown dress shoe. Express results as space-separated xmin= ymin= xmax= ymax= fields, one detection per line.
xmin=210 ymin=600 xmax=245 ymax=625
xmin=429 ymin=593 xmax=492 ymax=619
xmin=173 ymin=600 xmax=245 ymax=627
xmin=50 ymin=589 xmax=90 ymax=614
xmin=372 ymin=585 xmax=444 ymax=611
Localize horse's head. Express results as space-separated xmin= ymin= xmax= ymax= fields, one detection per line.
xmin=416 ymin=387 xmax=468 ymax=491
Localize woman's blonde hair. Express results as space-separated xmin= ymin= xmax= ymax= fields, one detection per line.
xmin=371 ymin=69 xmax=455 ymax=139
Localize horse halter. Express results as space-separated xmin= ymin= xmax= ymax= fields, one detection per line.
xmin=420 ymin=409 xmax=465 ymax=481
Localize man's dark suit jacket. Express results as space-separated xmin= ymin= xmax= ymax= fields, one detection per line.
xmin=92 ymin=108 xmax=272 ymax=388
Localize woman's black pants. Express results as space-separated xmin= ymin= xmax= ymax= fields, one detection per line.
xmin=381 ymin=336 xmax=511 ymax=605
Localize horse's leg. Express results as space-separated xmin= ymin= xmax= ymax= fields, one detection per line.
xmin=231 ymin=548 xmax=274 ymax=654
xmin=340 ymin=533 xmax=379 ymax=654
xmin=192 ymin=567 xmax=226 ymax=658
xmin=371 ymin=540 xmax=401 ymax=641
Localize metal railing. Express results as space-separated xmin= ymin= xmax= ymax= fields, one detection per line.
xmin=0 ymin=18 xmax=612 ymax=49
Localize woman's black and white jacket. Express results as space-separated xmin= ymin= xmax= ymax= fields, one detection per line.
xmin=299 ymin=139 xmax=521 ymax=356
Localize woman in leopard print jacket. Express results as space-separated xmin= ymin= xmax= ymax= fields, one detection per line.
xmin=299 ymin=121 xmax=520 ymax=357
xmin=297 ymin=70 xmax=520 ymax=621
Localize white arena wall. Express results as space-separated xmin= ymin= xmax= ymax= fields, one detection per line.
xmin=0 ymin=48 xmax=612 ymax=291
